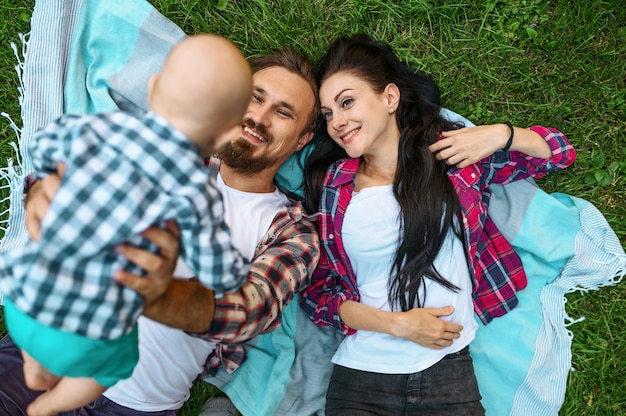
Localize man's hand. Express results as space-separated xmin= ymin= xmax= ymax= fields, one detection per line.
xmin=115 ymin=221 xmax=216 ymax=332
xmin=24 ymin=163 xmax=65 ymax=241
xmin=114 ymin=221 xmax=180 ymax=308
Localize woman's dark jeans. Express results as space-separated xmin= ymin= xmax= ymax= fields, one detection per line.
xmin=325 ymin=346 xmax=485 ymax=416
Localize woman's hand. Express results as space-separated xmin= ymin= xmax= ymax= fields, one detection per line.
xmin=430 ymin=123 xmax=552 ymax=167
xmin=429 ymin=125 xmax=510 ymax=168
xmin=390 ymin=306 xmax=463 ymax=349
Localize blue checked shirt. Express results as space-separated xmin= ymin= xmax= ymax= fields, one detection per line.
xmin=0 ymin=111 xmax=249 ymax=340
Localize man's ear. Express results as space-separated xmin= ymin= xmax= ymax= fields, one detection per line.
xmin=296 ymin=131 xmax=314 ymax=151
xmin=383 ymin=83 xmax=400 ymax=111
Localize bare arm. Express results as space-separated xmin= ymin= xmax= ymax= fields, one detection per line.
xmin=429 ymin=123 xmax=552 ymax=168
xmin=338 ymin=300 xmax=462 ymax=349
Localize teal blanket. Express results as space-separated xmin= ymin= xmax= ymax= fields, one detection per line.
xmin=1 ymin=1 xmax=624 ymax=415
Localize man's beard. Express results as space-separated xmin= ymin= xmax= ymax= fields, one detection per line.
xmin=218 ymin=138 xmax=276 ymax=174
xmin=218 ymin=119 xmax=281 ymax=174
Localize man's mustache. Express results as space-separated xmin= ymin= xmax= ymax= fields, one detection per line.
xmin=242 ymin=119 xmax=272 ymax=143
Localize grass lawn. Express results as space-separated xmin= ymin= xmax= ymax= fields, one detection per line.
xmin=1 ymin=1 xmax=625 ymax=415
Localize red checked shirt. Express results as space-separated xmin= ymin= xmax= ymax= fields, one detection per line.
xmin=300 ymin=126 xmax=576 ymax=334
xmin=194 ymin=158 xmax=320 ymax=375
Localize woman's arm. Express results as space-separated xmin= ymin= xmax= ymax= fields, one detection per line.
xmin=299 ymin=255 xmax=357 ymax=334
xmin=505 ymin=125 xmax=552 ymax=159
xmin=430 ymin=123 xmax=554 ymax=167
xmin=300 ymin=251 xmax=462 ymax=348
xmin=339 ymin=300 xmax=462 ymax=349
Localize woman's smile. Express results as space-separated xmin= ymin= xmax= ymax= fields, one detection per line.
xmin=339 ymin=128 xmax=360 ymax=146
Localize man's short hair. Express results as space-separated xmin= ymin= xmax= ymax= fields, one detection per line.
xmin=249 ymin=48 xmax=320 ymax=133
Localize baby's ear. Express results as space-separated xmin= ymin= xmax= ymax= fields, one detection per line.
xmin=146 ymin=74 xmax=158 ymax=103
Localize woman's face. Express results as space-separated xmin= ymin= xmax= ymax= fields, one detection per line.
xmin=319 ymin=71 xmax=400 ymax=159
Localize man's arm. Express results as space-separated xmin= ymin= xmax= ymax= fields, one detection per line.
xmin=25 ymin=171 xmax=216 ymax=332
xmin=114 ymin=223 xmax=217 ymax=333
xmin=24 ymin=165 xmax=65 ymax=241
xmin=27 ymin=171 xmax=318 ymax=338
xmin=203 ymin=208 xmax=319 ymax=343
xmin=117 ymin=204 xmax=320 ymax=342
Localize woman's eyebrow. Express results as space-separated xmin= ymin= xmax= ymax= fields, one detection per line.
xmin=334 ymin=89 xmax=352 ymax=102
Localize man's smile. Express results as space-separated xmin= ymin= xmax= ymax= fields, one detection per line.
xmin=242 ymin=126 xmax=269 ymax=143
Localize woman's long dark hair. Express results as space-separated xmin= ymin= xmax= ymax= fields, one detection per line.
xmin=304 ymin=34 xmax=466 ymax=311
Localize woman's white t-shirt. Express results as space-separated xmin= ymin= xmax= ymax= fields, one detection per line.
xmin=331 ymin=184 xmax=477 ymax=374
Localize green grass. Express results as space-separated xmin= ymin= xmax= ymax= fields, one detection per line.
xmin=1 ymin=1 xmax=625 ymax=415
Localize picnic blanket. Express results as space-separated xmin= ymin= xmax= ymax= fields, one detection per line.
xmin=1 ymin=1 xmax=624 ymax=415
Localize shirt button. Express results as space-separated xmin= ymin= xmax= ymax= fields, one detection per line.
xmin=470 ymin=173 xmax=477 ymax=179
xmin=463 ymin=217 xmax=468 ymax=224
xmin=329 ymin=234 xmax=334 ymax=239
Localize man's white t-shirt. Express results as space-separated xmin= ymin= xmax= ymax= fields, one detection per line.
xmin=104 ymin=174 xmax=288 ymax=411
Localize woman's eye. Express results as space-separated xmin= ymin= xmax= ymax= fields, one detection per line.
xmin=323 ymin=111 xmax=333 ymax=120
xmin=341 ymin=98 xmax=353 ymax=108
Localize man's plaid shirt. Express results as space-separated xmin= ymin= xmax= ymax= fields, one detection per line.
xmin=300 ymin=126 xmax=576 ymax=334
xmin=0 ymin=111 xmax=249 ymax=340
xmin=196 ymin=158 xmax=321 ymax=376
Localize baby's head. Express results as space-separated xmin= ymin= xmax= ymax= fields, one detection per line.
xmin=148 ymin=34 xmax=252 ymax=156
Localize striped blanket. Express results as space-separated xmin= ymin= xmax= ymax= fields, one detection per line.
xmin=1 ymin=1 xmax=624 ymax=415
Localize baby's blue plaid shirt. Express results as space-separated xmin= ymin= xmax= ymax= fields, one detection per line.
xmin=0 ymin=111 xmax=249 ymax=340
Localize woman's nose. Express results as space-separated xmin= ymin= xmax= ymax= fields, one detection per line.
xmin=331 ymin=113 xmax=346 ymax=131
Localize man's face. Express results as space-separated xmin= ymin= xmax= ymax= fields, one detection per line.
xmin=218 ymin=66 xmax=315 ymax=174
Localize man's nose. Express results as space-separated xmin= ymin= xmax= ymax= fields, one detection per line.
xmin=248 ymin=105 xmax=271 ymax=127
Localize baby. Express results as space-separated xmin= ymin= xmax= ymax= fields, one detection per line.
xmin=0 ymin=34 xmax=252 ymax=415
